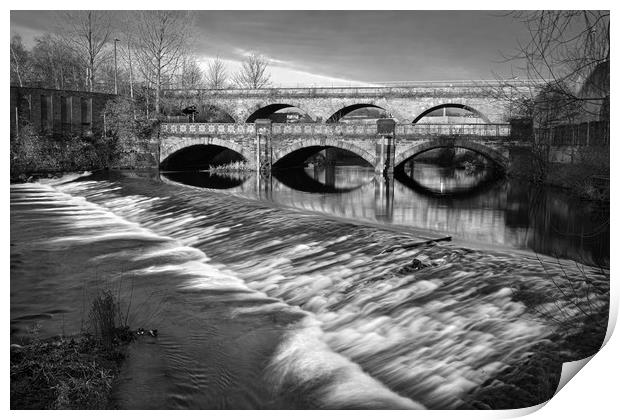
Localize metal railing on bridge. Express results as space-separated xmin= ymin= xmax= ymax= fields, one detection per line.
xmin=160 ymin=122 xmax=511 ymax=138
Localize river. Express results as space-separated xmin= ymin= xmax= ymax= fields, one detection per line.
xmin=10 ymin=164 xmax=609 ymax=409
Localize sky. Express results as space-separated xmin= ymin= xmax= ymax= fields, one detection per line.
xmin=10 ymin=10 xmax=533 ymax=86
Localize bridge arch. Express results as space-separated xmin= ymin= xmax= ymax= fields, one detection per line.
xmin=326 ymin=103 xmax=390 ymax=123
xmin=245 ymin=103 xmax=316 ymax=123
xmin=160 ymin=138 xmax=253 ymax=170
xmin=273 ymin=139 xmax=375 ymax=169
xmin=166 ymin=102 xmax=238 ymax=123
xmin=196 ymin=103 xmax=236 ymax=123
xmin=412 ymin=103 xmax=491 ymax=124
xmin=394 ymin=138 xmax=508 ymax=169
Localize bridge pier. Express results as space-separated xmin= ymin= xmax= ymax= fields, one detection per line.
xmin=255 ymin=119 xmax=273 ymax=173
xmin=323 ymin=148 xmax=338 ymax=188
xmin=376 ymin=119 xmax=396 ymax=175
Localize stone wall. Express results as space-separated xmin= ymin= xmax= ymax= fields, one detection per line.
xmin=10 ymin=86 xmax=115 ymax=138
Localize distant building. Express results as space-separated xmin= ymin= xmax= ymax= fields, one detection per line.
xmin=576 ymin=61 xmax=609 ymax=123
xmin=10 ymin=86 xmax=115 ymax=138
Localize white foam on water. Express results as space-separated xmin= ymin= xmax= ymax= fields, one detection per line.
xmin=35 ymin=171 xmax=92 ymax=185
xmin=14 ymin=180 xmax=427 ymax=409
xmin=35 ymin=177 xmax=609 ymax=409
xmin=265 ymin=317 xmax=425 ymax=409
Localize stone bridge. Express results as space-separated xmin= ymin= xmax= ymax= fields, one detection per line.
xmin=158 ymin=121 xmax=525 ymax=173
xmin=162 ymin=81 xmax=535 ymax=124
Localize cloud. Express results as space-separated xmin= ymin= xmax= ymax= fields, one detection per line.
xmin=11 ymin=24 xmax=46 ymax=47
xmin=198 ymin=55 xmax=372 ymax=87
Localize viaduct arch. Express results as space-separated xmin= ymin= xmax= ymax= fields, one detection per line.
xmin=411 ymin=103 xmax=491 ymax=124
xmin=162 ymin=83 xmax=531 ymax=124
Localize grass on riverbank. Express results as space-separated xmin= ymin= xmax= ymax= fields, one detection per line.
xmin=10 ymin=290 xmax=134 ymax=409
xmin=10 ymin=334 xmax=126 ymax=409
xmin=207 ymin=161 xmax=253 ymax=173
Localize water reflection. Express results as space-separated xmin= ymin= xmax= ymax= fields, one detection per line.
xmin=273 ymin=165 xmax=374 ymax=193
xmin=163 ymin=171 xmax=250 ymax=189
xmin=395 ymin=163 xmax=500 ymax=198
xmin=161 ymin=164 xmax=609 ymax=267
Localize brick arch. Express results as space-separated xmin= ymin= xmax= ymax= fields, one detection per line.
xmin=394 ymin=138 xmax=509 ymax=169
xmin=273 ymin=138 xmax=376 ymax=167
xmin=325 ymin=101 xmax=398 ymax=123
xmin=195 ymin=101 xmax=239 ymax=123
xmin=244 ymin=102 xmax=318 ymax=123
xmin=160 ymin=137 xmax=253 ymax=164
xmin=411 ymin=103 xmax=491 ymax=124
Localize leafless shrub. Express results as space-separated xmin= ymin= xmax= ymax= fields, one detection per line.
xmin=88 ymin=289 xmax=123 ymax=350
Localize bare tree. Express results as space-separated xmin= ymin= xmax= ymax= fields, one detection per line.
xmin=501 ymin=11 xmax=609 ymax=120
xmin=481 ymin=11 xmax=611 ymax=184
xmin=178 ymin=56 xmax=205 ymax=89
xmin=30 ymin=34 xmax=86 ymax=90
xmin=58 ymin=11 xmax=113 ymax=92
xmin=131 ymin=11 xmax=193 ymax=115
xmin=233 ymin=53 xmax=271 ymax=89
xmin=10 ymin=35 xmax=31 ymax=87
xmin=206 ymin=56 xmax=228 ymax=89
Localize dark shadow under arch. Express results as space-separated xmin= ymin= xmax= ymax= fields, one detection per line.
xmin=394 ymin=139 xmax=508 ymax=170
xmin=326 ymin=104 xmax=386 ymax=123
xmin=246 ymin=103 xmax=312 ymax=123
xmin=273 ymin=143 xmax=375 ymax=170
xmin=161 ymin=144 xmax=247 ymax=171
xmin=412 ymin=104 xmax=491 ymax=124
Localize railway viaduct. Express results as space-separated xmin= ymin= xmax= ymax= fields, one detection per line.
xmin=158 ymin=82 xmax=537 ymax=173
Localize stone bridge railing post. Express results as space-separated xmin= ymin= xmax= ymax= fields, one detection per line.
xmin=376 ymin=118 xmax=397 ymax=174
xmin=255 ymin=119 xmax=272 ymax=174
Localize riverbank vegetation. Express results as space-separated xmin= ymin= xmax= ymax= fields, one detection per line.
xmin=207 ymin=161 xmax=253 ymax=173
xmin=10 ymin=124 xmax=119 ymax=182
xmin=10 ymin=290 xmax=134 ymax=409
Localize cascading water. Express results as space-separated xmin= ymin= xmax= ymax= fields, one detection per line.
xmin=10 ymin=170 xmax=609 ymax=409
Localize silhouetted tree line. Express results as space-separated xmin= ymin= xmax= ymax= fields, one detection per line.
xmin=11 ymin=11 xmax=272 ymax=120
